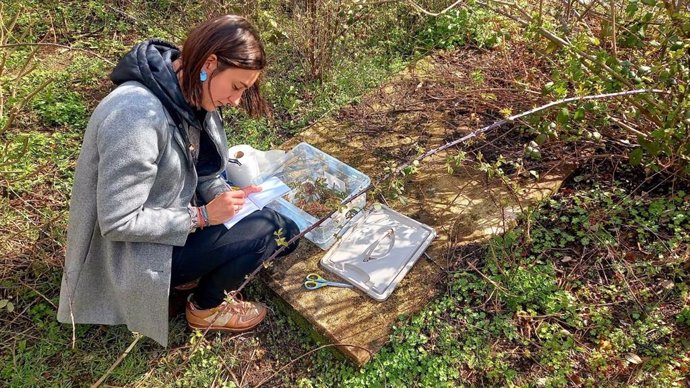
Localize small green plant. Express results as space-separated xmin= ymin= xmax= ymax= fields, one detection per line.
xmin=418 ymin=8 xmax=503 ymax=50
xmin=0 ymin=298 xmax=14 ymax=313
xmin=677 ymin=307 xmax=690 ymax=328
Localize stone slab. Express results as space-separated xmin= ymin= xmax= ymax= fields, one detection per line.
xmin=263 ymin=56 xmax=573 ymax=365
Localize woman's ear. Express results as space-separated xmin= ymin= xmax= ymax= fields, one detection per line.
xmin=204 ymin=54 xmax=218 ymax=73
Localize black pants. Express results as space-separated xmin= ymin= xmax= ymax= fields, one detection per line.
xmin=171 ymin=208 xmax=300 ymax=309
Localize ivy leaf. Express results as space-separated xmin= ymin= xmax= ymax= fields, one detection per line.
xmin=639 ymin=138 xmax=660 ymax=156
xmin=628 ymin=147 xmax=642 ymax=166
xmin=574 ymin=107 xmax=586 ymax=121
xmin=557 ymin=107 xmax=570 ymax=125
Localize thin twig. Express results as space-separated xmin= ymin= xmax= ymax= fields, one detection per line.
xmin=610 ymin=0 xmax=617 ymax=56
xmin=251 ymin=343 xmax=375 ymax=388
xmin=239 ymin=347 xmax=256 ymax=387
xmin=187 ymin=89 xmax=668 ymax=361
xmin=16 ymin=278 xmax=56 ymax=309
xmin=466 ymin=260 xmax=508 ymax=292
xmin=471 ymin=0 xmax=668 ymax=120
xmin=1 ymin=77 xmax=54 ymax=135
xmin=90 ymin=333 xmax=142 ymax=388
xmin=0 ymin=43 xmax=114 ymax=65
xmin=407 ymin=0 xmax=466 ymax=16
xmin=198 ymin=88 xmax=663 ymax=347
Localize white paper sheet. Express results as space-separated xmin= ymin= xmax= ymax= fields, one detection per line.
xmin=223 ymin=176 xmax=291 ymax=230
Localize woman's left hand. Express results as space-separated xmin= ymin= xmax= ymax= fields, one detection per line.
xmin=228 ymin=185 xmax=261 ymax=214
xmin=241 ymin=185 xmax=262 ymax=197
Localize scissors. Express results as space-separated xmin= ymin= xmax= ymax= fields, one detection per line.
xmin=304 ymin=273 xmax=353 ymax=290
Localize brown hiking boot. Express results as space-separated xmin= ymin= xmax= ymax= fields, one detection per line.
xmin=185 ymin=294 xmax=267 ymax=332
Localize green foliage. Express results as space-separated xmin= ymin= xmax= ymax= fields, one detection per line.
xmin=498 ymin=264 xmax=575 ymax=315
xmin=305 ymin=173 xmax=688 ymax=386
xmin=677 ymin=307 xmax=690 ymax=328
xmin=31 ymin=85 xmax=87 ymax=128
xmin=525 ymin=185 xmax=689 ymax=259
xmin=3 ymin=1 xmax=689 ymax=386
xmin=418 ymin=8 xmax=504 ymax=50
xmin=174 ymin=331 xmax=236 ymax=387
xmin=522 ymin=0 xmax=690 ymax=174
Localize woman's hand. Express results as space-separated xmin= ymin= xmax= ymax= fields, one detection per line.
xmin=205 ymin=186 xmax=262 ymax=225
xmin=240 ymin=185 xmax=262 ymax=197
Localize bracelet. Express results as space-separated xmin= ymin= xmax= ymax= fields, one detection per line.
xmin=196 ymin=207 xmax=206 ymax=229
xmin=200 ymin=205 xmax=210 ymax=227
xmin=187 ymin=206 xmax=200 ymax=232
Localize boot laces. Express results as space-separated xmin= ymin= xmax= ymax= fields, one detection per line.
xmin=220 ymin=292 xmax=252 ymax=316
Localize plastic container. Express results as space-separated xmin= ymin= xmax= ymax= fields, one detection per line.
xmin=266 ymin=142 xmax=371 ymax=250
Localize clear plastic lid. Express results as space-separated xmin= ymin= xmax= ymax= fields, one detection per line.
xmin=320 ymin=203 xmax=437 ymax=301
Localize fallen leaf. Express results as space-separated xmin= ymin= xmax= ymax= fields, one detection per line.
xmin=660 ymin=280 xmax=674 ymax=289
xmin=624 ymin=353 xmax=642 ymax=364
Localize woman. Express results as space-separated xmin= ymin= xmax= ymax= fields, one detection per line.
xmin=57 ymin=15 xmax=299 ymax=346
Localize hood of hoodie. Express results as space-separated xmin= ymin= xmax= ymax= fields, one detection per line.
xmin=110 ymin=39 xmax=202 ymax=130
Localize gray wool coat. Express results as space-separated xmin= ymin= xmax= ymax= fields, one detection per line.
xmin=57 ymin=81 xmax=230 ymax=346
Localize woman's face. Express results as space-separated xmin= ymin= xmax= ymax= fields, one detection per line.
xmin=200 ymin=54 xmax=261 ymax=112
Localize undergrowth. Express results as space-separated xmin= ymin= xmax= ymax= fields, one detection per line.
xmin=304 ymin=163 xmax=689 ymax=387
xmin=0 ymin=1 xmax=688 ymax=387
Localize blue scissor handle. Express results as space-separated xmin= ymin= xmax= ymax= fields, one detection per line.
xmin=304 ymin=273 xmax=352 ymax=290
xmin=305 ymin=273 xmax=323 ymax=282
xmin=304 ymin=280 xmax=324 ymax=290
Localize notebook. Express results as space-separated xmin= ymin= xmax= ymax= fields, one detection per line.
xmin=223 ymin=176 xmax=291 ymax=230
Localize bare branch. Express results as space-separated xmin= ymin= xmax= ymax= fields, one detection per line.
xmin=610 ymin=0 xmax=617 ymax=56
xmin=90 ymin=333 xmax=142 ymax=388
xmin=406 ymin=0 xmax=466 ymax=16
xmin=1 ymin=77 xmax=54 ymax=135
xmin=393 ymin=89 xmax=668 ymax=178
xmin=0 ymin=43 xmax=115 ymax=65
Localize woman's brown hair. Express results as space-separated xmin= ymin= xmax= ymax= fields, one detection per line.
xmin=180 ymin=15 xmax=269 ymax=118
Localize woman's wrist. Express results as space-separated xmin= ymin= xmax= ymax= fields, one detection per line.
xmin=199 ymin=205 xmax=210 ymax=227
xmin=187 ymin=206 xmax=200 ymax=232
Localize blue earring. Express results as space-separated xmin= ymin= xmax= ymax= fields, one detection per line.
xmin=200 ymin=70 xmax=208 ymax=82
